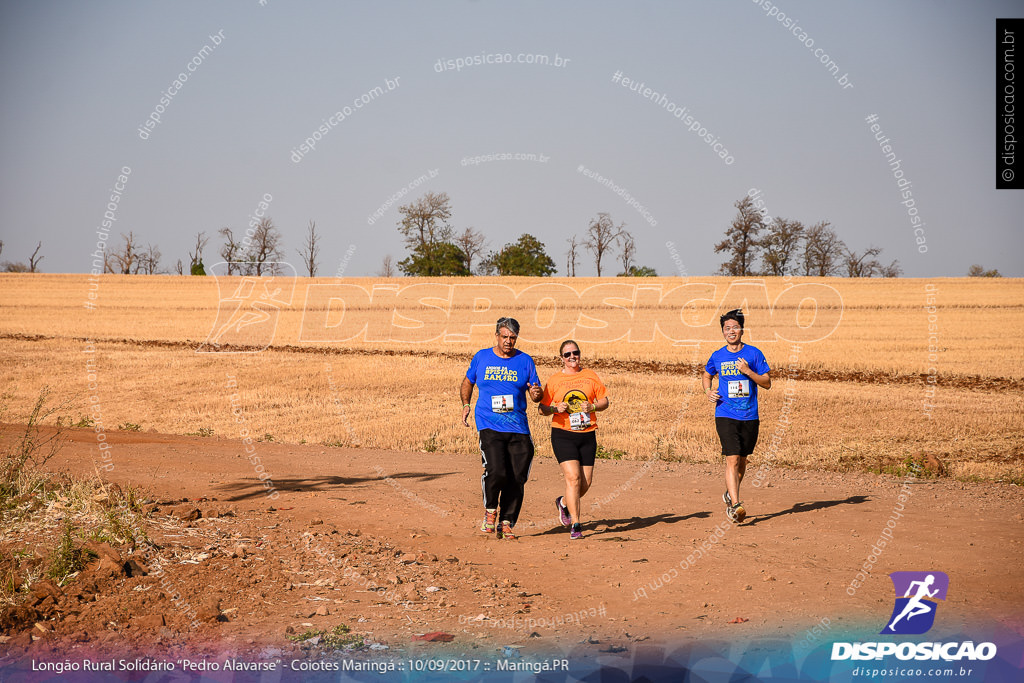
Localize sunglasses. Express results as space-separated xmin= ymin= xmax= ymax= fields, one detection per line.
xmin=562 ymin=350 xmax=581 ymax=358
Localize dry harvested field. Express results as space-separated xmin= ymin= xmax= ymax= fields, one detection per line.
xmin=0 ymin=273 xmax=1023 ymax=677
xmin=1 ymin=274 xmax=1022 ymax=480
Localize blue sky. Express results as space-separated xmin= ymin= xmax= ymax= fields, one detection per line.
xmin=0 ymin=0 xmax=1020 ymax=276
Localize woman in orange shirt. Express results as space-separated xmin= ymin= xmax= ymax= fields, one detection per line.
xmin=539 ymin=340 xmax=610 ymax=539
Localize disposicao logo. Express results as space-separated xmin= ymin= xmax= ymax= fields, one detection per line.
xmin=831 ymin=571 xmax=997 ymax=662
xmin=881 ymin=571 xmax=948 ymax=635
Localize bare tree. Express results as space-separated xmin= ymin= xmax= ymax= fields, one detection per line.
xmin=377 ymin=254 xmax=395 ymax=277
xmin=397 ymin=192 xmax=453 ymax=265
xmin=28 ymin=242 xmax=43 ymax=273
xmin=566 ymin=235 xmax=579 ymax=277
xmin=584 ymin=213 xmax=626 ymax=277
xmin=109 ymin=232 xmax=140 ymax=274
xmin=715 ymin=196 xmax=764 ymax=276
xmin=188 ymin=231 xmax=209 ymax=274
xmin=246 ymin=217 xmax=284 ymax=276
xmin=131 ymin=252 xmax=145 ymax=274
xmin=879 ymin=259 xmax=902 ymax=278
xmin=801 ymin=221 xmax=845 ymax=276
xmin=218 ymin=227 xmax=242 ymax=275
xmin=139 ymin=243 xmax=162 ymax=274
xmin=618 ymin=231 xmax=636 ymax=275
xmin=175 ymin=259 xmax=184 ymax=275
xmin=455 ymin=227 xmax=487 ymax=274
xmin=297 ymin=220 xmax=321 ymax=277
xmin=0 ymin=241 xmax=43 ymax=273
xmin=845 ymin=245 xmax=883 ymax=277
xmin=760 ymin=218 xmax=804 ymax=276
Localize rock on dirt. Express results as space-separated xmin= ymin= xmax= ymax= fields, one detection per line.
xmin=196 ymin=597 xmax=222 ymax=623
xmin=131 ymin=614 xmax=166 ymax=629
xmin=169 ymin=504 xmax=201 ymax=521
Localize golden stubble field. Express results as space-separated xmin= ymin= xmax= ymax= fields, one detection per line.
xmin=1 ymin=274 xmax=1022 ymax=481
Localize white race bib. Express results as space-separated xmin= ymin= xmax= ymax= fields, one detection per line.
xmin=727 ymin=380 xmax=750 ymax=398
xmin=492 ymin=394 xmax=514 ymax=413
xmin=569 ymin=411 xmax=592 ymax=430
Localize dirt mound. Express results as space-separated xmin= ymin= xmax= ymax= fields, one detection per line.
xmin=1 ymin=491 xmax=541 ymax=660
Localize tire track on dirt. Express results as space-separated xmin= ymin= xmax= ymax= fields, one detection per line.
xmin=5 ymin=332 xmax=1022 ymax=392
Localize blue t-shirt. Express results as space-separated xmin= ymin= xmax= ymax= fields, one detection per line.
xmin=705 ymin=344 xmax=771 ymax=420
xmin=466 ymin=348 xmax=540 ymax=435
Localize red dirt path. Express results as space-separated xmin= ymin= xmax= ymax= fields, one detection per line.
xmin=3 ymin=427 xmax=1022 ymax=662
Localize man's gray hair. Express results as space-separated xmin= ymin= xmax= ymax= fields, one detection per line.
xmin=496 ymin=317 xmax=520 ymax=335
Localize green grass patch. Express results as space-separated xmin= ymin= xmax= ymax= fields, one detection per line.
xmin=46 ymin=522 xmax=97 ymax=585
xmin=287 ymin=624 xmax=363 ymax=649
xmin=422 ymin=434 xmax=439 ymax=453
xmin=596 ymin=444 xmax=628 ymax=460
xmin=866 ymin=455 xmax=930 ymax=478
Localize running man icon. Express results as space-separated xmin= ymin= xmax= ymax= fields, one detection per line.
xmin=881 ymin=571 xmax=949 ymax=635
xmin=888 ymin=575 xmax=938 ymax=630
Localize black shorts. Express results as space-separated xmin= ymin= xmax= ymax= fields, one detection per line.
xmin=550 ymin=428 xmax=597 ymax=466
xmin=715 ymin=417 xmax=760 ymax=457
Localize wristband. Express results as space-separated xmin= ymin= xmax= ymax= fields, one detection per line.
xmin=463 ymin=403 xmax=471 ymax=408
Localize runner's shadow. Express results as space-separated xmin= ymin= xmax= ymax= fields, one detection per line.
xmin=593 ymin=512 xmax=711 ymax=536
xmin=216 ymin=471 xmax=458 ymax=501
xmin=535 ymin=511 xmax=710 ymax=537
xmin=744 ymin=495 xmax=870 ymax=526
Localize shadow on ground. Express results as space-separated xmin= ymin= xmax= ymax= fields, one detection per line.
xmin=215 ymin=471 xmax=459 ymax=501
xmin=534 ymin=511 xmax=712 ymax=537
xmin=743 ymin=495 xmax=871 ymax=526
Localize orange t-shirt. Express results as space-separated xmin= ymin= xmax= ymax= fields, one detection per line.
xmin=542 ymin=368 xmax=608 ymax=433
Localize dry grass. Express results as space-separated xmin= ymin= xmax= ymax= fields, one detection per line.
xmin=0 ymin=389 xmax=154 ymax=610
xmin=2 ymin=274 xmax=1022 ymax=378
xmin=0 ymin=338 xmax=1020 ymax=484
xmin=0 ymin=274 xmax=1022 ymax=483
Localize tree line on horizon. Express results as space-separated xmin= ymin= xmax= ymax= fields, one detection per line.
xmin=0 ymin=198 xmax=1006 ymax=277
xmin=715 ymin=195 xmax=907 ymax=278
xmin=385 ymin=192 xmax=655 ymax=278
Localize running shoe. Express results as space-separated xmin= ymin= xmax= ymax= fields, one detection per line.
xmin=498 ymin=520 xmax=517 ymax=540
xmin=570 ymin=523 xmax=583 ymax=540
xmin=723 ymin=490 xmax=732 ymax=507
xmin=556 ymin=496 xmax=571 ymax=527
xmin=480 ymin=509 xmax=497 ymax=534
xmin=726 ymin=503 xmax=746 ymax=524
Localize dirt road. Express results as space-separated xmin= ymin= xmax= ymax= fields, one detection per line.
xmin=2 ymin=424 xmax=1017 ymax=664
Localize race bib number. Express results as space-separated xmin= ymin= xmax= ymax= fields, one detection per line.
xmin=727 ymin=380 xmax=750 ymax=398
xmin=492 ymin=394 xmax=514 ymax=413
xmin=570 ymin=411 xmax=592 ymax=430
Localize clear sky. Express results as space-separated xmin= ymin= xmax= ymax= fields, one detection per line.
xmin=0 ymin=0 xmax=1020 ymax=277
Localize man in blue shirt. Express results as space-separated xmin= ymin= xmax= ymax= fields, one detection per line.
xmin=461 ymin=317 xmax=542 ymax=539
xmin=702 ymin=309 xmax=771 ymax=523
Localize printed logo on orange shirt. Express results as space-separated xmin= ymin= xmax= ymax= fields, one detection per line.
xmin=564 ymin=389 xmax=589 ymax=412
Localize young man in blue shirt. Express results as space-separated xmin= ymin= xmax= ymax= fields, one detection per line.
xmin=702 ymin=309 xmax=772 ymax=523
xmin=461 ymin=317 xmax=543 ymax=539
